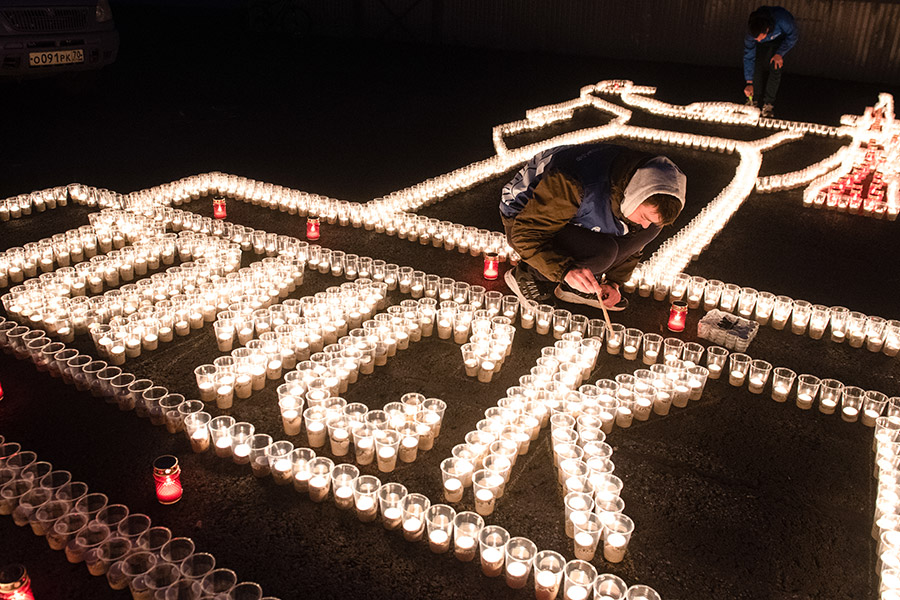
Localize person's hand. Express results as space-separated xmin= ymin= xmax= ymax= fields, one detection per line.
xmin=564 ymin=267 xmax=602 ymax=295
xmin=743 ymin=84 xmax=754 ymax=98
xmin=599 ymin=283 xmax=621 ymax=308
xmin=770 ymin=54 xmax=784 ymax=69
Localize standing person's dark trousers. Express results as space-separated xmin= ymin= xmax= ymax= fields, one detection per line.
xmin=753 ymin=39 xmax=783 ymax=107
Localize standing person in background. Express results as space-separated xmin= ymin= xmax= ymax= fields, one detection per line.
xmin=743 ymin=6 xmax=798 ymax=117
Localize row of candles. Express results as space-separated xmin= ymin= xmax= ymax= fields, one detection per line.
xmin=621 ymin=271 xmax=900 ymax=357
xmin=0 ymin=210 xmax=168 ymax=289
xmin=1 ymin=319 xmax=667 ymax=600
xmin=802 ymin=94 xmax=900 ymax=219
xmin=0 ymin=440 xmax=272 ymax=600
xmin=1 ymin=232 xmax=248 ymax=354
xmin=0 ymin=186 xmax=68 ymax=222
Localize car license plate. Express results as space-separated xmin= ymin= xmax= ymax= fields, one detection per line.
xmin=29 ymin=49 xmax=84 ymax=67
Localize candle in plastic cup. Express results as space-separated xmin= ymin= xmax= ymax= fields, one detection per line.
xmin=504 ymin=537 xmax=537 ymax=589
xmin=479 ymin=525 xmax=509 ymax=578
xmin=378 ymin=483 xmax=407 ymax=530
xmin=533 ymin=550 xmax=565 ymax=600
xmin=603 ymin=514 xmax=634 ymax=563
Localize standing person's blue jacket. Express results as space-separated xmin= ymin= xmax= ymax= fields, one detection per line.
xmin=743 ymin=6 xmax=798 ymax=82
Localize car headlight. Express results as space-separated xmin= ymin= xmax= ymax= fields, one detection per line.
xmin=96 ymin=0 xmax=113 ymax=22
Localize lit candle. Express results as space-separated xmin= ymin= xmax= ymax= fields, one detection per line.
xmin=480 ymin=546 xmax=504 ymax=577
xmin=603 ymin=532 xmax=628 ymax=562
xmin=153 ymin=455 xmax=183 ymax=505
xmin=402 ymin=516 xmax=424 ymax=542
xmin=443 ymin=477 xmax=463 ymax=502
xmin=506 ymin=561 xmax=529 ymax=588
xmin=306 ymin=218 xmax=320 ymax=241
xmin=667 ymin=301 xmax=688 ymax=332
xmin=428 ymin=529 xmax=451 ymax=553
xmin=454 ymin=534 xmax=477 ymax=561
xmin=190 ymin=429 xmax=210 ymax=453
xmin=796 ymin=392 xmax=814 ymax=410
xmin=483 ymin=253 xmax=500 ymax=281
xmin=0 ymin=564 xmax=35 ymax=600
xmin=535 ymin=570 xmax=559 ymax=600
xmin=574 ymin=531 xmax=597 ymax=561
xmin=474 ymin=488 xmax=495 ymax=516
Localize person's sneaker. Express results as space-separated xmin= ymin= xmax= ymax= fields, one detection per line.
xmin=761 ymin=103 xmax=775 ymax=117
xmin=504 ymin=265 xmax=555 ymax=305
xmin=554 ymin=282 xmax=629 ymax=311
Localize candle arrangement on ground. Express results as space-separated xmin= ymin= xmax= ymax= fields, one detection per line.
xmin=3 ymin=74 xmax=899 ymax=600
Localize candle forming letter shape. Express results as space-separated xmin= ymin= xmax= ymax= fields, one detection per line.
xmin=153 ymin=455 xmax=183 ymax=505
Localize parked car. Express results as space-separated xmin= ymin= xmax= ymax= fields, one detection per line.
xmin=0 ymin=0 xmax=118 ymax=77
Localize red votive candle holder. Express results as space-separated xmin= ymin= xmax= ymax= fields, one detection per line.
xmin=306 ymin=217 xmax=320 ymax=241
xmin=153 ymin=455 xmax=183 ymax=505
xmin=667 ymin=301 xmax=688 ymax=332
xmin=483 ymin=252 xmax=499 ymax=281
xmin=212 ymin=197 xmax=227 ymax=219
xmin=0 ymin=564 xmax=34 ymax=600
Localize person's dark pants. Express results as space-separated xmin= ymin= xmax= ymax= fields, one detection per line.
xmin=551 ymin=223 xmax=660 ymax=282
xmin=753 ymin=40 xmax=783 ymax=106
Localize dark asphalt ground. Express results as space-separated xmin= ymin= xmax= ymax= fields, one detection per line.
xmin=2 ymin=4 xmax=899 ymax=599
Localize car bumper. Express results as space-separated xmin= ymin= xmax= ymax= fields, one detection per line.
xmin=0 ymin=28 xmax=119 ymax=76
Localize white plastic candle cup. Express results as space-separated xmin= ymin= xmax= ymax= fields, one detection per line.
xmin=602 ymin=512 xmax=634 ymax=563
xmin=303 ymin=407 xmax=328 ymax=448
xmin=199 ymin=568 xmax=237 ymax=598
xmin=478 ymin=525 xmax=509 ymax=577
xmin=519 ymin=300 xmax=538 ymax=330
xmin=687 ymin=366 xmax=709 ymax=401
xmin=397 ymin=423 xmax=420 ymax=463
xmin=400 ymin=492 xmax=430 ymax=542
xmin=377 ymin=482 xmax=407 ymax=531
xmin=441 ymin=458 xmax=472 ymax=503
xmin=770 ymin=368 xmax=796 ymax=402
xmin=747 ymin=360 xmax=772 ymax=394
xmin=352 ymin=475 xmax=381 ymax=522
xmin=116 ymin=513 xmax=151 ymax=545
xmin=473 ymin=469 xmax=498 ymax=516
xmin=31 ymin=498 xmax=71 ymax=537
xmin=87 ymin=536 xmax=132 ymax=577
xmin=564 ymin=492 xmax=595 ymax=539
xmin=502 ymin=536 xmax=536 ymax=589
xmin=450 ymin=511 xmax=483 ymax=562
xmin=847 ymin=311 xmax=867 ymax=348
xmin=863 ymin=391 xmax=889 ymax=427
xmin=330 ymin=463 xmax=360 ymax=510
xmin=531 ymin=550 xmax=565 ymax=600
xmin=286 ymin=446 xmax=316 ymax=492
xmin=866 ymin=316 xmax=887 ymax=353
xmin=326 ymin=416 xmax=353 ymax=457
xmin=113 ymin=551 xmax=158 ymax=592
xmin=563 ymin=559 xmax=597 ymax=600
xmin=375 ymin=430 xmax=401 ymax=473
xmin=46 ymin=510 xmax=87 ymax=551
xmin=573 ymin=513 xmax=603 ymax=561
xmin=818 ymin=379 xmax=844 ymax=415
xmin=828 ymin=306 xmax=849 ymax=343
xmin=266 ymin=441 xmax=294 ymax=485
xmin=13 ymin=487 xmax=52 ymax=529
xmin=662 ymin=337 xmax=683 ymax=363
xmin=625 ymin=584 xmax=662 ymax=600
xmin=727 ymin=353 xmax=751 ymax=387
xmin=841 ymin=386 xmax=865 ymax=423
xmin=307 ymin=457 xmax=334 ymax=503
xmin=425 ymin=503 xmax=456 ymax=553
xmin=351 ymin=425 xmax=375 ymax=466
xmin=228 ymin=422 xmax=256 ymax=465
xmin=795 ymin=374 xmax=821 ymax=410
xmin=621 ymin=328 xmax=642 ymax=361
xmin=679 ymin=342 xmax=704 ymax=368
xmin=277 ymin=391 xmax=304 ymax=437
xmin=770 ymin=295 xmax=793 ymax=330
xmin=208 ymin=416 xmax=236 ymax=458
xmin=808 ymin=305 xmax=830 ymax=340
xmin=705 ymin=346 xmax=728 ymax=380
xmin=789 ymin=299 xmax=812 ymax=335
xmin=605 ymin=324 xmax=625 ymax=355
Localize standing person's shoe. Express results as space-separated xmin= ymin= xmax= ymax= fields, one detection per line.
xmin=761 ymin=103 xmax=775 ymax=117
xmin=504 ymin=265 xmax=556 ymax=305
xmin=554 ymin=282 xmax=629 ymax=311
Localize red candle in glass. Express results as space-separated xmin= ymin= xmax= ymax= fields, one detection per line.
xmin=212 ymin=197 xmax=226 ymax=219
xmin=483 ymin=252 xmax=499 ymax=281
xmin=667 ymin=301 xmax=688 ymax=332
xmin=306 ymin=218 xmax=320 ymax=241
xmin=153 ymin=455 xmax=182 ymax=505
xmin=0 ymin=564 xmax=35 ymax=600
